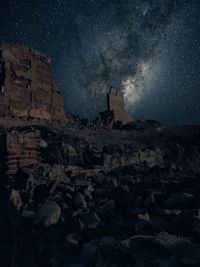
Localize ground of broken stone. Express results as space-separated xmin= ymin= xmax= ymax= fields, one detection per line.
xmin=1 ymin=120 xmax=200 ymax=267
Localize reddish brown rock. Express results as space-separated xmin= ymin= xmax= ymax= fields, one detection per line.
xmin=0 ymin=42 xmax=67 ymax=128
xmin=107 ymin=87 xmax=133 ymax=124
xmin=100 ymin=87 xmax=134 ymax=126
xmin=6 ymin=129 xmax=41 ymax=175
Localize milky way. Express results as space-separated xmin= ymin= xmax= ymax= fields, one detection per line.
xmin=1 ymin=0 xmax=200 ymax=124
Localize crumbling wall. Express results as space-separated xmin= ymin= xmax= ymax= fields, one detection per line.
xmin=0 ymin=131 xmax=7 ymax=175
xmin=6 ymin=129 xmax=41 ymax=175
xmin=0 ymin=42 xmax=67 ymax=128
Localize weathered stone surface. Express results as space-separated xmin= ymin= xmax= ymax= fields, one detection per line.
xmin=39 ymin=139 xmax=48 ymax=148
xmin=0 ymin=42 xmax=67 ymax=128
xmin=35 ymin=201 xmax=61 ymax=227
xmin=10 ymin=189 xmax=22 ymax=210
xmin=6 ymin=128 xmax=41 ymax=174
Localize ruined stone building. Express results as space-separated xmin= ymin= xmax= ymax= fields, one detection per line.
xmin=0 ymin=42 xmax=68 ymax=175
xmin=100 ymin=87 xmax=133 ymax=126
xmin=0 ymin=42 xmax=67 ymax=128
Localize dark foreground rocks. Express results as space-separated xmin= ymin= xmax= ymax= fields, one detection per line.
xmin=1 ymin=123 xmax=200 ymax=266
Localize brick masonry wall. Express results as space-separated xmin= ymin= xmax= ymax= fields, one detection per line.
xmin=6 ymin=129 xmax=41 ymax=175
xmin=0 ymin=42 xmax=67 ymax=128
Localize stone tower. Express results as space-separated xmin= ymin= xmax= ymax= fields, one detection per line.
xmin=0 ymin=42 xmax=67 ymax=128
xmin=107 ymin=87 xmax=133 ymax=124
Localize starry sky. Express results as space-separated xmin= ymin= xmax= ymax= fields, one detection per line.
xmin=0 ymin=0 xmax=200 ymax=124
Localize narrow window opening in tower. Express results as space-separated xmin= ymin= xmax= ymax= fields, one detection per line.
xmin=0 ymin=61 xmax=5 ymax=94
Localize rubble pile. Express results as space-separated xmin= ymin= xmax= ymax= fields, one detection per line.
xmin=0 ymin=123 xmax=200 ymax=266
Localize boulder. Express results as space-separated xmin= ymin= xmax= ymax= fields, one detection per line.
xmin=81 ymin=242 xmax=99 ymax=262
xmin=84 ymin=184 xmax=95 ymax=198
xmin=66 ymin=233 xmax=81 ymax=254
xmin=10 ymin=189 xmax=22 ymax=210
xmin=121 ymin=235 xmax=170 ymax=257
xmin=155 ymin=232 xmax=191 ymax=257
xmin=111 ymin=215 xmax=127 ymax=229
xmin=138 ymin=213 xmax=150 ymax=222
xmin=164 ymin=193 xmax=194 ymax=209
xmin=75 ymin=179 xmax=90 ymax=187
xmin=35 ymin=201 xmax=61 ymax=227
xmin=96 ymin=200 xmax=116 ymax=220
xmin=79 ymin=212 xmax=100 ymax=230
xmin=149 ymin=214 xmax=172 ymax=232
xmin=99 ymin=236 xmax=118 ymax=257
xmin=73 ymin=193 xmax=87 ymax=208
xmin=134 ymin=196 xmax=143 ymax=208
xmin=144 ymin=194 xmax=156 ymax=208
xmin=40 ymin=139 xmax=48 ymax=148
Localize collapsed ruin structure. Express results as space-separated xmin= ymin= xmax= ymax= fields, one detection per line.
xmin=0 ymin=42 xmax=67 ymax=128
xmin=0 ymin=43 xmax=134 ymax=175
xmin=100 ymin=87 xmax=133 ymax=126
xmin=0 ymin=42 xmax=67 ymax=175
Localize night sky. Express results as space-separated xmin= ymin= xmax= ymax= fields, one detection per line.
xmin=1 ymin=0 xmax=200 ymax=124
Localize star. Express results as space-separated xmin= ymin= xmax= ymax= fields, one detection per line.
xmin=0 ymin=0 xmax=200 ymax=124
